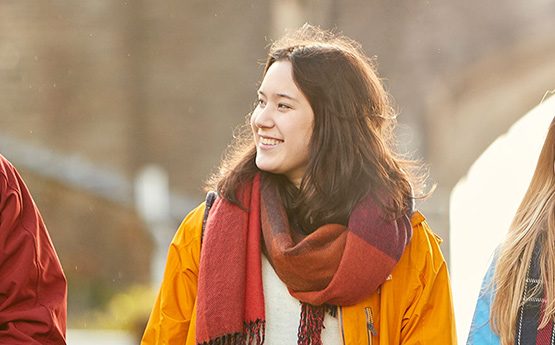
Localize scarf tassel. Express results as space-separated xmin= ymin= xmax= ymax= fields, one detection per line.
xmin=297 ymin=303 xmax=327 ymax=345
xmin=246 ymin=319 xmax=265 ymax=345
xmin=198 ymin=320 xmax=265 ymax=345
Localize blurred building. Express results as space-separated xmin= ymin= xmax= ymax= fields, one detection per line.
xmin=1 ymin=0 xmax=554 ymax=332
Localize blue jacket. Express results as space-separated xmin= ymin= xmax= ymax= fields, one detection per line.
xmin=466 ymin=257 xmax=500 ymax=345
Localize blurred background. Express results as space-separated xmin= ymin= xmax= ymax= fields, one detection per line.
xmin=1 ymin=1 xmax=554 ymax=344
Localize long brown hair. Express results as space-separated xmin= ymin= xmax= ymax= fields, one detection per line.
xmin=206 ymin=24 xmax=426 ymax=230
xmin=492 ymin=116 xmax=555 ymax=344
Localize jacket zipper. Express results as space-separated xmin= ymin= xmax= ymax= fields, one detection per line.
xmin=365 ymin=307 xmax=377 ymax=345
xmin=338 ymin=306 xmax=347 ymax=345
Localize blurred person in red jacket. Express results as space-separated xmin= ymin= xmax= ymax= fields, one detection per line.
xmin=0 ymin=154 xmax=67 ymax=344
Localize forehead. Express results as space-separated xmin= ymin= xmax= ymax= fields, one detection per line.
xmin=259 ymin=61 xmax=297 ymax=92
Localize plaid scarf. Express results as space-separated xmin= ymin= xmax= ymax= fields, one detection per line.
xmin=196 ymin=173 xmax=412 ymax=345
xmin=515 ymin=241 xmax=555 ymax=344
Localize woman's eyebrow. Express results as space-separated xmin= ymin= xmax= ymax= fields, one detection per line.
xmin=258 ymin=90 xmax=298 ymax=102
xmin=276 ymin=93 xmax=299 ymax=102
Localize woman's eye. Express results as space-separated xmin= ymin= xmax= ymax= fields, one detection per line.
xmin=278 ymin=103 xmax=292 ymax=110
xmin=257 ymin=99 xmax=266 ymax=107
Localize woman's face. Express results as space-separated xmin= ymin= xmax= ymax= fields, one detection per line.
xmin=251 ymin=60 xmax=314 ymax=187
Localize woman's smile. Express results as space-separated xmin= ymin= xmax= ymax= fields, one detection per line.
xmin=258 ymin=135 xmax=284 ymax=147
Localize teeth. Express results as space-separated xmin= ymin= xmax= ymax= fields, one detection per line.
xmin=260 ymin=137 xmax=281 ymax=145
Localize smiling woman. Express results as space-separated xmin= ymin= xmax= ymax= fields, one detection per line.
xmin=141 ymin=24 xmax=456 ymax=345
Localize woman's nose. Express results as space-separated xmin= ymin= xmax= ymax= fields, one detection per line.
xmin=253 ymin=106 xmax=274 ymax=128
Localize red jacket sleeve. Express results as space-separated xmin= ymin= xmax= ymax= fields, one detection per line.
xmin=0 ymin=155 xmax=67 ymax=345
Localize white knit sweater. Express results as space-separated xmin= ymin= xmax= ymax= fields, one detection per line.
xmin=261 ymin=255 xmax=342 ymax=344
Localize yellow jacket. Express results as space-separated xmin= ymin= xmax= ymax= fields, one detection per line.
xmin=142 ymin=203 xmax=457 ymax=345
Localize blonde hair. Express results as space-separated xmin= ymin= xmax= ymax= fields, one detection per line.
xmin=492 ymin=116 xmax=555 ymax=344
